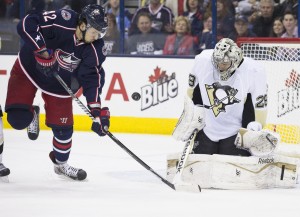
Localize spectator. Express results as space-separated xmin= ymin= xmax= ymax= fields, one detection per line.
xmin=103 ymin=13 xmax=120 ymax=54
xmin=197 ymin=11 xmax=213 ymax=53
xmin=280 ymin=0 xmax=298 ymax=18
xmin=183 ymin=0 xmax=204 ymax=42
xmin=281 ymin=11 xmax=298 ymax=38
xmin=215 ymin=0 xmax=235 ymax=39
xmin=129 ymin=0 xmax=174 ymax=36
xmin=269 ymin=16 xmax=285 ymax=37
xmin=165 ymin=0 xmax=187 ymax=16
xmin=163 ymin=16 xmax=195 ymax=55
xmin=251 ymin=0 xmax=282 ymax=37
xmin=228 ymin=15 xmax=256 ymax=42
xmin=126 ymin=12 xmax=166 ymax=55
xmin=237 ymin=0 xmax=259 ymax=17
xmin=107 ymin=0 xmax=132 ymax=36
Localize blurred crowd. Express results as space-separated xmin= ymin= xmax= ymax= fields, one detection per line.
xmin=0 ymin=0 xmax=298 ymax=55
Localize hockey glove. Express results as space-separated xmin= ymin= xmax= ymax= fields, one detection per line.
xmin=34 ymin=48 xmax=57 ymax=77
xmin=89 ymin=103 xmax=110 ymax=136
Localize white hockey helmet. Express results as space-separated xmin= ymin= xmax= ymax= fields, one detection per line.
xmin=212 ymin=38 xmax=243 ymax=81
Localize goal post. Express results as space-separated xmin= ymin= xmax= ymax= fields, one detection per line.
xmin=237 ymin=37 xmax=300 ymax=145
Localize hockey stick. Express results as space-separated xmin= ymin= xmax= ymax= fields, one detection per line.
xmin=172 ymin=129 xmax=201 ymax=192
xmin=52 ymin=72 xmax=180 ymax=190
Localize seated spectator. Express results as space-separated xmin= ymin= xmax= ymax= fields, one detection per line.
xmin=126 ymin=12 xmax=166 ymax=55
xmin=228 ymin=15 xmax=256 ymax=42
xmin=107 ymin=0 xmax=132 ymax=36
xmin=197 ymin=12 xmax=213 ymax=53
xmin=281 ymin=11 xmax=298 ymax=38
xmin=269 ymin=16 xmax=285 ymax=37
xmin=183 ymin=0 xmax=204 ymax=42
xmin=251 ymin=0 xmax=282 ymax=37
xmin=129 ymin=0 xmax=174 ymax=36
xmin=165 ymin=0 xmax=187 ymax=16
xmin=163 ymin=16 xmax=195 ymax=55
xmin=237 ymin=0 xmax=259 ymax=17
xmin=280 ymin=0 xmax=298 ymax=18
xmin=215 ymin=0 xmax=235 ymax=39
xmin=103 ymin=13 xmax=120 ymax=55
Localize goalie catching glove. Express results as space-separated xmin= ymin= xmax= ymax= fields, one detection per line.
xmin=88 ymin=103 xmax=110 ymax=136
xmin=235 ymin=128 xmax=280 ymax=157
xmin=172 ymin=96 xmax=205 ymax=142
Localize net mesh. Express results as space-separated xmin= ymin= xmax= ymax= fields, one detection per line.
xmin=238 ymin=39 xmax=300 ymax=144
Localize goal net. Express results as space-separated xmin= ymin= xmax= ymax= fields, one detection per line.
xmin=237 ymin=38 xmax=300 ymax=145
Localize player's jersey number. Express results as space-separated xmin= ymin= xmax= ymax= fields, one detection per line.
xmin=256 ymin=94 xmax=267 ymax=108
xmin=42 ymin=11 xmax=57 ymax=22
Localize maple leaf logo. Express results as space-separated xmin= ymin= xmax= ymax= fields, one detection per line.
xmin=149 ymin=66 xmax=168 ymax=83
xmin=285 ymin=69 xmax=300 ymax=88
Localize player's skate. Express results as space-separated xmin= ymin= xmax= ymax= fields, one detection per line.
xmin=27 ymin=106 xmax=40 ymax=140
xmin=49 ymin=151 xmax=87 ymax=181
xmin=0 ymin=163 xmax=10 ymax=183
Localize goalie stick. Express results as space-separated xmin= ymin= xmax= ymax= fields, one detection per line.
xmin=53 ymin=71 xmax=193 ymax=191
xmin=172 ymin=129 xmax=201 ymax=192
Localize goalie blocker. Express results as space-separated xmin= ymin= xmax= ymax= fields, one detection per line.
xmin=166 ymin=153 xmax=300 ymax=189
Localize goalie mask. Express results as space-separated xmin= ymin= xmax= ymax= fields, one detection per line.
xmin=212 ymin=38 xmax=243 ymax=81
xmin=79 ymin=4 xmax=108 ymax=39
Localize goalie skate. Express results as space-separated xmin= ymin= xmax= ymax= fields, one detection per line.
xmin=0 ymin=163 xmax=10 ymax=183
xmin=27 ymin=106 xmax=40 ymax=140
xmin=49 ymin=151 xmax=87 ymax=181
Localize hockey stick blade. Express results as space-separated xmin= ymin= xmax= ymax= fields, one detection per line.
xmin=174 ymin=182 xmax=201 ymax=192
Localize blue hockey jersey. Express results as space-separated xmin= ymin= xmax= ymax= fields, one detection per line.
xmin=17 ymin=9 xmax=106 ymax=104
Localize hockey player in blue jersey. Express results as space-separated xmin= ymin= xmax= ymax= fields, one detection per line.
xmin=5 ymin=4 xmax=110 ymax=181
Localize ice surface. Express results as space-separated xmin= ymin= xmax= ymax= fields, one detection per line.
xmin=0 ymin=130 xmax=299 ymax=217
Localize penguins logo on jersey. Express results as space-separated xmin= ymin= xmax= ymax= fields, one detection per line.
xmin=205 ymin=82 xmax=240 ymax=117
xmin=55 ymin=49 xmax=81 ymax=72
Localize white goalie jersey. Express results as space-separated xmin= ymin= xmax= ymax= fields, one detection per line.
xmin=189 ymin=49 xmax=268 ymax=141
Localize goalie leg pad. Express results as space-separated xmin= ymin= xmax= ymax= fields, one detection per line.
xmin=166 ymin=153 xmax=299 ymax=189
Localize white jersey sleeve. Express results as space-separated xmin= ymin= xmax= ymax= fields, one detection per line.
xmin=247 ymin=58 xmax=268 ymax=125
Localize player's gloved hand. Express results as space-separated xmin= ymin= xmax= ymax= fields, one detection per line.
xmin=247 ymin=121 xmax=262 ymax=131
xmin=34 ymin=48 xmax=57 ymax=77
xmin=89 ymin=103 xmax=110 ymax=136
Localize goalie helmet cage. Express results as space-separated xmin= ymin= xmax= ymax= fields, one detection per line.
xmin=237 ymin=37 xmax=300 ymax=145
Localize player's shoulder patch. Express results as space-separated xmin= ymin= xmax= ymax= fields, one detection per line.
xmin=61 ymin=9 xmax=71 ymax=21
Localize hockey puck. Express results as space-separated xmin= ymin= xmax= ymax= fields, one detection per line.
xmin=131 ymin=92 xmax=141 ymax=101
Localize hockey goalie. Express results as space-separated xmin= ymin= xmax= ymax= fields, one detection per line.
xmin=168 ymin=38 xmax=299 ymax=189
